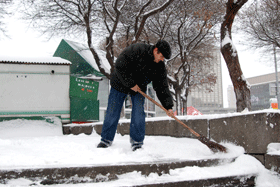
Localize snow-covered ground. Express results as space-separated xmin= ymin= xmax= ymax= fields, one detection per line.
xmin=0 ymin=114 xmax=280 ymax=186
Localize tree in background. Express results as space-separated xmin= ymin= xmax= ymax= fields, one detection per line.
xmin=144 ymin=0 xmax=224 ymax=115
xmin=238 ymin=0 xmax=280 ymax=108
xmin=220 ymin=0 xmax=250 ymax=112
xmin=171 ymin=0 xmax=223 ymax=115
xmin=0 ymin=0 xmax=13 ymax=38
xmin=238 ymin=0 xmax=280 ymax=62
xmin=239 ymin=0 xmax=280 ymax=49
xmin=22 ymin=0 xmax=107 ymax=74
xmin=102 ymin=0 xmax=174 ymax=78
xmin=21 ymin=0 xmax=174 ymax=79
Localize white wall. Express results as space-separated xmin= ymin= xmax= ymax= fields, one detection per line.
xmin=0 ymin=63 xmax=70 ymax=121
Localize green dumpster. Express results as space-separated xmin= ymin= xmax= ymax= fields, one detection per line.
xmin=70 ymin=76 xmax=99 ymax=122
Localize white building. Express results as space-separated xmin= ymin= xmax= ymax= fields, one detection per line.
xmin=0 ymin=56 xmax=71 ymax=123
xmin=227 ymin=85 xmax=237 ymax=109
xmin=188 ymin=48 xmax=224 ymax=114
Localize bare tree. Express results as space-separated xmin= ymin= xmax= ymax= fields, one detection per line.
xmin=221 ymin=0 xmax=250 ymax=112
xmin=145 ymin=0 xmax=223 ymax=115
xmin=22 ymin=0 xmax=174 ymax=79
xmin=102 ymin=0 xmax=174 ymax=78
xmin=239 ymin=0 xmax=280 ymax=49
xmin=22 ymin=0 xmax=109 ymax=77
xmin=0 ymin=0 xmax=13 ymax=38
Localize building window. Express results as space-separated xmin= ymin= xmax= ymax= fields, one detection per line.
xmin=270 ymin=83 xmax=277 ymax=96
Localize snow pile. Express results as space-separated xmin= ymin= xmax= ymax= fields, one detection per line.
xmin=267 ymin=143 xmax=280 ymax=156
xmin=0 ymin=119 xmax=279 ymax=186
xmin=0 ymin=120 xmax=242 ymax=170
xmin=0 ymin=118 xmax=63 ymax=139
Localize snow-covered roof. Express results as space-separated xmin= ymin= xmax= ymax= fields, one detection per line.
xmin=64 ymin=39 xmax=111 ymax=74
xmin=0 ymin=56 xmax=71 ymax=65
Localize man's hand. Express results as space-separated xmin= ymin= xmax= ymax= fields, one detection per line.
xmin=131 ymin=85 xmax=141 ymax=92
xmin=166 ymin=109 xmax=175 ymax=118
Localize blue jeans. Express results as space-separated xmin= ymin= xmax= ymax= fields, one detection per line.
xmin=101 ymin=87 xmax=146 ymax=145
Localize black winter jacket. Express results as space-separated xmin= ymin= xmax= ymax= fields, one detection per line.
xmin=110 ymin=43 xmax=173 ymax=110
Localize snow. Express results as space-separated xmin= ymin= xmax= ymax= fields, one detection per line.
xmin=65 ymin=40 xmax=111 ymax=74
xmin=267 ymin=143 xmax=280 ymax=156
xmin=221 ymin=32 xmax=232 ymax=48
xmin=221 ymin=32 xmax=237 ymax=57
xmin=64 ymin=109 xmax=280 ymax=127
xmin=0 ymin=116 xmax=280 ymax=186
xmin=142 ymin=0 xmax=172 ymax=17
xmin=0 ymin=56 xmax=71 ymax=65
xmin=240 ymin=74 xmax=251 ymax=90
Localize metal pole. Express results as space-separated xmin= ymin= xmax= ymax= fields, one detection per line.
xmin=274 ymin=44 xmax=280 ymax=108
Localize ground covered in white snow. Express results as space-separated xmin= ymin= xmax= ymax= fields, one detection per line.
xmin=0 ymin=117 xmax=280 ymax=186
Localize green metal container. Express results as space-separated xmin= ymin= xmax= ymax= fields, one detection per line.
xmin=70 ymin=97 xmax=99 ymax=122
xmin=70 ymin=76 xmax=99 ymax=122
xmin=70 ymin=76 xmax=99 ymax=100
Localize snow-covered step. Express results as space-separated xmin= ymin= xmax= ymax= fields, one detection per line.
xmin=134 ymin=175 xmax=255 ymax=187
xmin=0 ymin=157 xmax=253 ymax=185
xmin=2 ymin=119 xmax=279 ymax=186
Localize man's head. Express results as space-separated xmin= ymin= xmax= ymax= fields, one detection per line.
xmin=153 ymin=48 xmax=165 ymax=63
xmin=154 ymin=40 xmax=171 ymax=61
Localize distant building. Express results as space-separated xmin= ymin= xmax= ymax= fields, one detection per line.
xmin=247 ymin=72 xmax=280 ymax=111
xmin=227 ymin=85 xmax=236 ymax=109
xmin=188 ymin=48 xmax=226 ymax=114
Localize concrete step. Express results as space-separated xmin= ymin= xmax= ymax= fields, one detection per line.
xmin=135 ymin=175 xmax=255 ymax=187
xmin=0 ymin=157 xmax=256 ymax=186
xmin=265 ymin=154 xmax=280 ymax=174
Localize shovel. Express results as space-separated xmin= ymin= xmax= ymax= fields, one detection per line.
xmin=138 ymin=90 xmax=227 ymax=153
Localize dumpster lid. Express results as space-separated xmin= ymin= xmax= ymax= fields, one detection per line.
xmin=79 ymin=74 xmax=103 ymax=81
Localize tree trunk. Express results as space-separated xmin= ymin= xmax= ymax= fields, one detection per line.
xmin=220 ymin=0 xmax=251 ymax=112
xmin=175 ymin=91 xmax=181 ymax=115
xmin=84 ymin=8 xmax=110 ymax=79
xmin=182 ymin=87 xmax=189 ymax=115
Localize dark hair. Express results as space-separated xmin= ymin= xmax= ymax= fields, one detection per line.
xmin=155 ymin=40 xmax=171 ymax=59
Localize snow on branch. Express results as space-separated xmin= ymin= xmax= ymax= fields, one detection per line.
xmin=142 ymin=0 xmax=173 ymax=17
xmin=221 ymin=32 xmax=237 ymax=57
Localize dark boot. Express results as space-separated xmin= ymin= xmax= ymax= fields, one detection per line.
xmin=132 ymin=144 xmax=142 ymax=151
xmin=130 ymin=137 xmax=143 ymax=151
xmin=97 ymin=142 xmax=109 ymax=148
xmin=97 ymin=139 xmax=112 ymax=148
